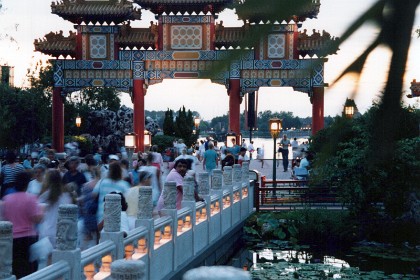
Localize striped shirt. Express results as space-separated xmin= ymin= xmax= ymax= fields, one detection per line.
xmin=1 ymin=163 xmax=25 ymax=184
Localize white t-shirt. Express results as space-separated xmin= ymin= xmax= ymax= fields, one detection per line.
xmin=27 ymin=179 xmax=43 ymax=196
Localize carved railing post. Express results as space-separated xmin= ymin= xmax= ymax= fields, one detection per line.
xmin=160 ymin=181 xmax=178 ymax=250
xmin=241 ymin=162 xmax=250 ymax=185
xmin=135 ymin=186 xmax=154 ymax=260
xmin=163 ymin=181 xmax=177 ymax=210
xmin=183 ymin=266 xmax=251 ymax=280
xmin=183 ymin=176 xmax=196 ymax=202
xmin=52 ymin=204 xmax=81 ymax=280
xmin=233 ymin=164 xmax=242 ymax=189
xmin=0 ymin=221 xmax=15 ymax=280
xmin=211 ymin=170 xmax=223 ymax=192
xmin=110 ymin=259 xmax=146 ymax=280
xmin=223 ymin=166 xmax=233 ymax=190
xmin=137 ymin=187 xmax=153 ymax=220
xmin=101 ymin=194 xmax=124 ymax=260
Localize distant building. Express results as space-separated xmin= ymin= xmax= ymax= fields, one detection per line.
xmin=0 ymin=65 xmax=14 ymax=87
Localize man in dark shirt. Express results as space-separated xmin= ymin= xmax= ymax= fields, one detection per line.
xmin=62 ymin=156 xmax=87 ymax=196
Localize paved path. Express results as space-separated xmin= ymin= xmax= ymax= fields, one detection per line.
xmin=162 ymin=158 xmax=293 ymax=181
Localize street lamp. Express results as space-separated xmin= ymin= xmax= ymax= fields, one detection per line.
xmin=194 ymin=116 xmax=201 ymax=130
xmin=226 ymin=132 xmax=236 ymax=148
xmin=269 ymin=118 xmax=282 ymax=190
xmin=125 ymin=133 xmax=136 ymax=170
xmin=144 ymin=130 xmax=152 ymax=151
xmin=343 ymin=98 xmax=356 ymax=119
xmin=75 ymin=115 xmax=81 ymax=128
xmin=75 ymin=115 xmax=81 ymax=135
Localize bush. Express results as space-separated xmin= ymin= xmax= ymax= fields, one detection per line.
xmin=152 ymin=135 xmax=176 ymax=153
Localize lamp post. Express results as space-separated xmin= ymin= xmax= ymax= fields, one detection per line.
xmin=226 ymin=132 xmax=236 ymax=148
xmin=144 ymin=130 xmax=152 ymax=151
xmin=194 ymin=116 xmax=201 ymax=136
xmin=343 ymin=98 xmax=356 ymax=119
xmin=125 ymin=133 xmax=136 ymax=170
xmin=75 ymin=115 xmax=81 ymax=135
xmin=269 ymin=118 xmax=282 ymax=190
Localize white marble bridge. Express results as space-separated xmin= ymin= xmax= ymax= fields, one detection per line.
xmin=0 ymin=163 xmax=255 ymax=280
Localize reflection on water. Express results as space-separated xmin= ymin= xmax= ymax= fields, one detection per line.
xmin=230 ymin=248 xmax=419 ymax=279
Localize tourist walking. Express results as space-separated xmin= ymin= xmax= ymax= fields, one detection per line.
xmin=62 ymin=156 xmax=87 ymax=196
xmin=0 ymin=151 xmax=25 ymax=198
xmin=126 ymin=170 xmax=154 ymax=229
xmin=2 ymin=171 xmax=44 ymax=278
xmin=279 ymin=135 xmax=291 ymax=172
xmin=27 ymin=164 xmax=47 ymax=196
xmin=93 ymin=162 xmax=131 ymax=225
xmin=248 ymin=141 xmax=255 ymax=160
xmin=256 ymin=147 xmax=265 ymax=168
xmin=291 ymin=137 xmax=299 ymax=159
xmin=203 ymin=141 xmax=219 ymax=175
xmin=38 ymin=170 xmax=74 ymax=257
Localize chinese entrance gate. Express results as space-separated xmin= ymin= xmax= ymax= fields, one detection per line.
xmin=35 ymin=0 xmax=338 ymax=152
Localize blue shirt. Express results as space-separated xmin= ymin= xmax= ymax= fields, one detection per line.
xmin=203 ymin=149 xmax=218 ymax=171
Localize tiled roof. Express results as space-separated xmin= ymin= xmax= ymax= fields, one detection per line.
xmin=235 ymin=0 xmax=320 ymax=23
xmin=51 ymin=1 xmax=141 ymax=24
xmin=116 ymin=28 xmax=156 ymax=49
xmin=134 ymin=0 xmax=233 ymax=14
xmin=297 ymin=29 xmax=339 ymax=57
xmin=34 ymin=32 xmax=76 ymax=58
xmin=34 ymin=26 xmax=338 ymax=58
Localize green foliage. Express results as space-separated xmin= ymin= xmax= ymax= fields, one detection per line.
xmin=310 ymin=104 xmax=420 ymax=219
xmin=0 ymin=85 xmax=50 ymax=148
xmin=162 ymin=106 xmax=197 ymax=147
xmin=152 ymin=134 xmax=176 ymax=153
xmin=73 ymin=136 xmax=93 ymax=157
xmin=163 ymin=109 xmax=175 ymax=136
xmin=244 ymin=210 xmax=353 ymax=247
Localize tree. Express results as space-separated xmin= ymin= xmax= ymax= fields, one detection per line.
xmin=310 ymin=104 xmax=419 ymax=218
xmin=0 ymin=86 xmax=50 ymax=148
xmin=163 ymin=109 xmax=175 ymax=136
xmin=63 ymin=87 xmax=121 ymax=135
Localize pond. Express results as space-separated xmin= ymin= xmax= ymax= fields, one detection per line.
xmin=229 ymin=243 xmax=420 ymax=279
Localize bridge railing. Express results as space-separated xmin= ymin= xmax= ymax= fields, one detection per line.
xmin=255 ymin=175 xmax=342 ymax=211
xmin=5 ymin=163 xmax=255 ymax=280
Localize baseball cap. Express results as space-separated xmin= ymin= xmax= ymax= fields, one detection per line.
xmin=109 ymin=154 xmax=119 ymax=161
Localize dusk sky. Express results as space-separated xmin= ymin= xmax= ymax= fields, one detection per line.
xmin=0 ymin=0 xmax=419 ymax=120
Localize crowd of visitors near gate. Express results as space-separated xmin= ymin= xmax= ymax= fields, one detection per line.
xmin=0 ymin=135 xmax=313 ymax=278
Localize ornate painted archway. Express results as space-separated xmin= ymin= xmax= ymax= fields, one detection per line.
xmin=35 ymin=0 xmax=339 ymax=152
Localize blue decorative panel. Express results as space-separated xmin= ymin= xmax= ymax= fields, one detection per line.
xmin=312 ymin=64 xmax=324 ymax=86
xmin=61 ymin=60 xmax=131 ymax=70
xmin=118 ymin=50 xmax=255 ymax=61
xmin=64 ymin=78 xmax=132 ymax=88
xmin=229 ymin=61 xmax=240 ymax=79
xmin=161 ymin=16 xmax=213 ymax=24
xmin=79 ymin=25 xmax=119 ymax=34
xmin=132 ymin=61 xmax=145 ymax=80
xmin=53 ymin=60 xmax=64 ymax=87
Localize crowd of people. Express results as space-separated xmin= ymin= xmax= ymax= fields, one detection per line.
xmin=0 ymin=135 xmax=312 ymax=278
xmin=0 ymin=143 xmax=192 ymax=278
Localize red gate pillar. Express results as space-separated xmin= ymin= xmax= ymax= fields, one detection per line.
xmin=228 ymin=79 xmax=241 ymax=136
xmin=312 ymin=87 xmax=324 ymax=135
xmin=133 ymin=80 xmax=145 ymax=152
xmin=52 ymin=87 xmax=64 ymax=152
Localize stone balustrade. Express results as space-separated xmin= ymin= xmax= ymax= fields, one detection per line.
xmin=14 ymin=165 xmax=254 ymax=280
